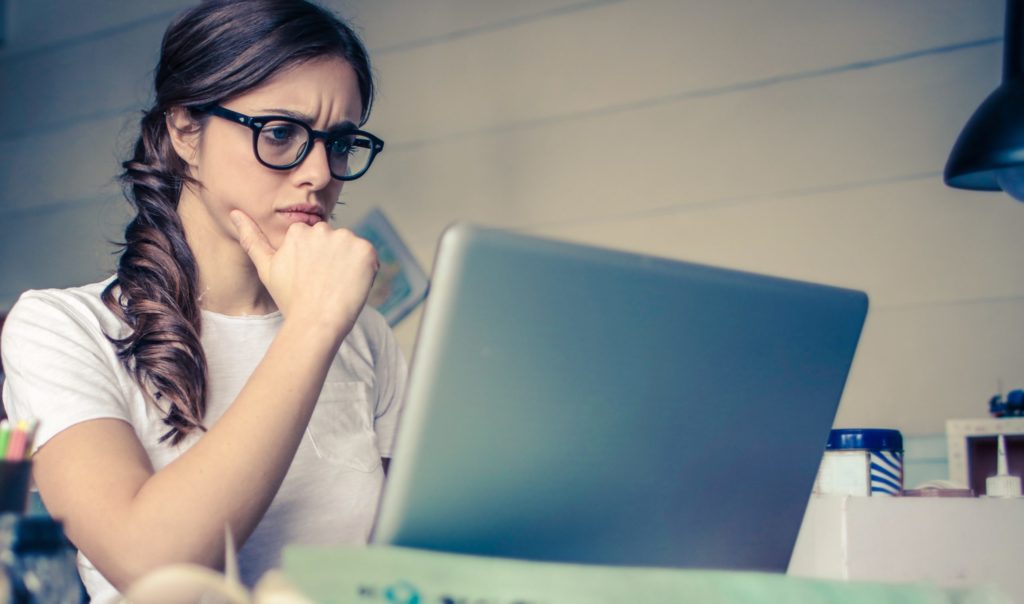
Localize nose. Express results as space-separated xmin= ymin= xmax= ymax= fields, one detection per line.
xmin=292 ymin=139 xmax=334 ymax=189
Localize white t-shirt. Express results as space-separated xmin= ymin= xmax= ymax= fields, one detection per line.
xmin=1 ymin=277 xmax=407 ymax=603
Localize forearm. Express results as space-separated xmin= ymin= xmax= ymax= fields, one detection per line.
xmin=97 ymin=317 xmax=344 ymax=588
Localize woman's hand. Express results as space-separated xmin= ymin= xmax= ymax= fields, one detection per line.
xmin=230 ymin=209 xmax=378 ymax=337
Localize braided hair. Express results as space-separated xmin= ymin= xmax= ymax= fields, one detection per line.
xmin=102 ymin=0 xmax=375 ymax=444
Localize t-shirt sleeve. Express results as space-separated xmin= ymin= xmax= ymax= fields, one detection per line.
xmin=369 ymin=312 xmax=407 ymax=458
xmin=1 ymin=291 xmax=131 ymax=452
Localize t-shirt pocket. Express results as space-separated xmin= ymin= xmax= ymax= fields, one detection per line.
xmin=306 ymin=381 xmax=380 ymax=472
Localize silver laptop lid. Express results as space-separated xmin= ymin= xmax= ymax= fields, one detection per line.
xmin=373 ymin=224 xmax=868 ymax=572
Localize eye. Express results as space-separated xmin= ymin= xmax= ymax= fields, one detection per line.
xmin=328 ymin=136 xmax=355 ymax=156
xmin=259 ymin=122 xmax=302 ymax=146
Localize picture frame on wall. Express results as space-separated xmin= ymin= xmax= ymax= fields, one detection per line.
xmin=350 ymin=208 xmax=429 ymax=327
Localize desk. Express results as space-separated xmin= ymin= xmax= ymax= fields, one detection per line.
xmin=283 ymin=544 xmax=1010 ymax=603
xmin=788 ymin=495 xmax=1024 ymax=600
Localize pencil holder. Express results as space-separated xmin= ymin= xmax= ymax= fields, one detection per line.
xmin=0 ymin=461 xmax=32 ymax=514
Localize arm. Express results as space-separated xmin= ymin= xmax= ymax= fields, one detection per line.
xmin=29 ymin=215 xmax=377 ymax=591
xmin=34 ymin=316 xmax=336 ymax=589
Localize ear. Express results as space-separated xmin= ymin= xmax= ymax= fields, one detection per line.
xmin=165 ymin=106 xmax=202 ymax=168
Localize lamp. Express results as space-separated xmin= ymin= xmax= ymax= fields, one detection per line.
xmin=945 ymin=0 xmax=1024 ymax=201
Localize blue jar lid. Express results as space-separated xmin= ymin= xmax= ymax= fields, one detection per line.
xmin=826 ymin=428 xmax=903 ymax=452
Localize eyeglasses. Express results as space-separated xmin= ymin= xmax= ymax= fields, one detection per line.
xmin=195 ymin=104 xmax=384 ymax=181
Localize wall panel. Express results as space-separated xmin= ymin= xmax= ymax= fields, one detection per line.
xmin=0 ymin=198 xmax=127 ymax=308
xmin=0 ymin=0 xmax=1016 ymax=437
xmin=365 ymin=0 xmax=1001 ymax=146
xmin=2 ymin=0 xmax=187 ymax=55
xmin=344 ymin=44 xmax=1004 ymax=257
xmin=0 ymin=19 xmax=163 ymax=138
xmin=0 ymin=114 xmax=128 ymax=213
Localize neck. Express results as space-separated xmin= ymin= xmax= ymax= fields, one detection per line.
xmin=177 ymin=189 xmax=277 ymax=316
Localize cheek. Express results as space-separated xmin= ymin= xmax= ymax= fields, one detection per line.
xmin=328 ymin=181 xmax=345 ymax=205
xmin=197 ymin=140 xmax=278 ymax=215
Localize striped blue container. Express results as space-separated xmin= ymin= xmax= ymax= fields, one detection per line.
xmin=826 ymin=429 xmax=904 ymax=496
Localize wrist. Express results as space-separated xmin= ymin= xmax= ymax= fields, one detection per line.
xmin=279 ymin=313 xmax=353 ymax=354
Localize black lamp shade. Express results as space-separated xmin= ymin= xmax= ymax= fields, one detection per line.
xmin=944 ymin=0 xmax=1024 ymax=192
xmin=944 ymin=79 xmax=1024 ymax=190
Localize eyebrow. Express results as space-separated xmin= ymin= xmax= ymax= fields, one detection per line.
xmin=259 ymin=107 xmax=358 ymax=132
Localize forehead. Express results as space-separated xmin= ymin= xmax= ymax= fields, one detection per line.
xmin=229 ymin=56 xmax=363 ymax=128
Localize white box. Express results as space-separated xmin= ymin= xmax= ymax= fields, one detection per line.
xmin=788 ymin=495 xmax=1024 ymax=600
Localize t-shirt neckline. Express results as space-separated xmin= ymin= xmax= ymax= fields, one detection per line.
xmin=200 ymin=308 xmax=283 ymax=322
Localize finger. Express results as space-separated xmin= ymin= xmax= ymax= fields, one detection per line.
xmin=229 ymin=210 xmax=275 ymax=273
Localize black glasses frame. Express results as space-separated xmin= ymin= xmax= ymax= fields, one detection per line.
xmin=195 ymin=104 xmax=384 ymax=181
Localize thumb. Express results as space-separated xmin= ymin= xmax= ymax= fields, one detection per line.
xmin=230 ymin=210 xmax=275 ymax=274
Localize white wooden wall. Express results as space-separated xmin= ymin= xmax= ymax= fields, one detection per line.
xmin=0 ymin=1 xmax=1018 ymax=436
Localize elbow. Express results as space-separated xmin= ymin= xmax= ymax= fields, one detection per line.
xmin=87 ymin=538 xmax=227 ymax=594
xmin=107 ymin=564 xmax=244 ymax=604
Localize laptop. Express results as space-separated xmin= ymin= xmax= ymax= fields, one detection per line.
xmin=372 ymin=224 xmax=868 ymax=572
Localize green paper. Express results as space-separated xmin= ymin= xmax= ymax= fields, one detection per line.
xmin=283 ymin=545 xmax=1012 ymax=604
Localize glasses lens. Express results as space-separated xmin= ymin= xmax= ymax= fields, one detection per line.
xmin=256 ymin=120 xmax=310 ymax=167
xmin=327 ymin=134 xmax=374 ymax=179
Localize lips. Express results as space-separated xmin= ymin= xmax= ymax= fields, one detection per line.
xmin=276 ymin=204 xmax=325 ymax=226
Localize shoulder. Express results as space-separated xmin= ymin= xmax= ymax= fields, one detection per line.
xmin=351 ymin=304 xmax=391 ymax=345
xmin=338 ymin=304 xmax=392 ymax=355
xmin=336 ymin=304 xmax=403 ymax=373
xmin=2 ymin=279 xmax=137 ymax=448
xmin=4 ymin=277 xmax=127 ymax=345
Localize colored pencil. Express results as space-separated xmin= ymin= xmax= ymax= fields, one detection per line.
xmin=0 ymin=421 xmax=9 ymax=460
xmin=5 ymin=419 xmax=27 ymax=461
xmin=23 ymin=419 xmax=38 ymax=459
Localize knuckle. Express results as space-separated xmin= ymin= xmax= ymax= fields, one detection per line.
xmin=351 ymin=236 xmax=375 ymax=257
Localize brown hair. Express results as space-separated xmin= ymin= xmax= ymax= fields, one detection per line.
xmin=102 ymin=0 xmax=376 ymax=444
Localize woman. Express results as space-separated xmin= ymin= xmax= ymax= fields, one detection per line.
xmin=0 ymin=1 xmax=404 ymax=601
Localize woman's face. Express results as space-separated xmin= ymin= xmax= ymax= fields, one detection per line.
xmin=184 ymin=56 xmax=364 ymax=250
